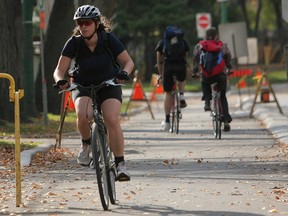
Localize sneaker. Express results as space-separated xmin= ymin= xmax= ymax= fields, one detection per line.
xmin=204 ymin=100 xmax=211 ymax=111
xmin=223 ymin=122 xmax=231 ymax=132
xmin=161 ymin=121 xmax=170 ymax=131
xmin=77 ymin=144 xmax=91 ymax=166
xmin=179 ymin=95 xmax=187 ymax=108
xmin=116 ymin=161 xmax=130 ymax=182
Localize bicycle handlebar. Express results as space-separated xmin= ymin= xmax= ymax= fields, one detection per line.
xmin=58 ymin=78 xmax=124 ymax=94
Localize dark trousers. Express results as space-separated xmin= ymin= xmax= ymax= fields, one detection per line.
xmin=201 ymin=72 xmax=232 ymax=123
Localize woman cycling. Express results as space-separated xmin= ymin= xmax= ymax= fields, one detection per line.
xmin=53 ymin=5 xmax=134 ymax=181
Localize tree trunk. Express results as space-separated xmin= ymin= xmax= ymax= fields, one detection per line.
xmin=254 ymin=0 xmax=262 ymax=37
xmin=0 ymin=0 xmax=23 ymax=122
xmin=35 ymin=0 xmax=75 ymax=114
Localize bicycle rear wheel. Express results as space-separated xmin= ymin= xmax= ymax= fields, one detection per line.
xmin=170 ymin=91 xmax=180 ymax=134
xmin=170 ymin=93 xmax=175 ymax=133
xmin=212 ymin=98 xmax=221 ymax=139
xmin=91 ymin=123 xmax=110 ymax=210
xmin=175 ymin=91 xmax=180 ymax=134
xmin=212 ymin=112 xmax=217 ymax=138
xmin=170 ymin=111 xmax=175 ymax=133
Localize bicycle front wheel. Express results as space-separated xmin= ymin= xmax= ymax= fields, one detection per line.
xmin=91 ymin=123 xmax=110 ymax=210
xmin=107 ymin=152 xmax=116 ymax=204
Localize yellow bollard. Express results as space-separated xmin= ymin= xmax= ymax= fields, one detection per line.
xmin=0 ymin=73 xmax=24 ymax=207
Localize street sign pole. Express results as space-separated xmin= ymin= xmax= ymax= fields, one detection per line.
xmin=38 ymin=0 xmax=48 ymax=125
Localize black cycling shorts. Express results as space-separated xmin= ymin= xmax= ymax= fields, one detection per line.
xmin=163 ymin=64 xmax=186 ymax=92
xmin=72 ymin=85 xmax=122 ymax=105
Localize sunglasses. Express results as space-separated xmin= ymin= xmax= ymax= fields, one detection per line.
xmin=76 ymin=20 xmax=94 ymax=27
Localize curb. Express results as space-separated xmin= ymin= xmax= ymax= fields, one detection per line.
xmin=21 ymin=142 xmax=54 ymax=167
xmin=242 ymin=97 xmax=288 ymax=146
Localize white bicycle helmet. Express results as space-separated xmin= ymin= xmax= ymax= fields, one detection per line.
xmin=73 ymin=5 xmax=101 ymax=20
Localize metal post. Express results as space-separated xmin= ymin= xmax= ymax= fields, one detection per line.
xmin=220 ymin=0 xmax=228 ymax=24
xmin=40 ymin=22 xmax=48 ymax=125
xmin=0 ymin=73 xmax=24 ymax=207
xmin=38 ymin=0 xmax=48 ymax=125
xmin=22 ymin=0 xmax=36 ymax=115
xmin=283 ymin=44 xmax=288 ymax=81
xmin=15 ymin=92 xmax=22 ymax=207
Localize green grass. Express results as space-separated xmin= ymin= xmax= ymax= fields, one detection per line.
xmin=0 ymin=139 xmax=39 ymax=151
xmin=0 ymin=113 xmax=77 ymax=137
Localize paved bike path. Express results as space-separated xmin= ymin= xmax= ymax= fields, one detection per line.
xmin=2 ymin=83 xmax=288 ymax=215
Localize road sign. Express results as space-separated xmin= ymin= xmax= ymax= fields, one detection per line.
xmin=199 ymin=16 xmax=209 ymax=28
xmin=196 ymin=13 xmax=211 ymax=38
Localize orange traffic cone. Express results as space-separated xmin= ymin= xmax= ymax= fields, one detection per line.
xmin=155 ymin=84 xmax=164 ymax=94
xmin=238 ymin=80 xmax=247 ymax=88
xmin=150 ymin=84 xmax=164 ymax=102
xmin=132 ymin=83 xmax=145 ymax=100
xmin=63 ymin=92 xmax=75 ymax=111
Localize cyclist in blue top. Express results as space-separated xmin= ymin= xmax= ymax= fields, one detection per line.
xmin=155 ymin=26 xmax=190 ymax=131
xmin=53 ymin=5 xmax=134 ymax=181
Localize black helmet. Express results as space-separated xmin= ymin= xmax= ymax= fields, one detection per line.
xmin=73 ymin=5 xmax=100 ymax=20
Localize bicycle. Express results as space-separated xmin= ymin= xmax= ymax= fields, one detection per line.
xmin=170 ymin=76 xmax=182 ymax=134
xmin=59 ymin=78 xmax=122 ymax=210
xmin=210 ymin=83 xmax=224 ymax=139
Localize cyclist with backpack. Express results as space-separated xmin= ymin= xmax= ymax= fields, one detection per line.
xmin=53 ymin=5 xmax=134 ymax=181
xmin=156 ymin=25 xmax=190 ymax=131
xmin=191 ymin=27 xmax=233 ymax=131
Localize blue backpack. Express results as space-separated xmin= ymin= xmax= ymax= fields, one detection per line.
xmin=163 ymin=26 xmax=185 ymax=61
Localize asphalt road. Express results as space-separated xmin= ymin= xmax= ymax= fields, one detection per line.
xmin=1 ymin=83 xmax=288 ymax=215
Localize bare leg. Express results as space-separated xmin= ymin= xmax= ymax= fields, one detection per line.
xmin=74 ymin=96 xmax=93 ymax=140
xmin=164 ymin=91 xmax=173 ymax=115
xmin=101 ymin=98 xmax=124 ymax=157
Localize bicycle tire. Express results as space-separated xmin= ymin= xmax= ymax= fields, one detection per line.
xmin=212 ymin=112 xmax=217 ymax=138
xmin=212 ymin=99 xmax=218 ymax=139
xmin=107 ymin=152 xmax=116 ymax=204
xmin=170 ymin=111 xmax=175 ymax=133
xmin=91 ymin=123 xmax=110 ymax=210
xmin=214 ymin=98 xmax=222 ymax=139
xmin=170 ymin=91 xmax=176 ymax=133
xmin=175 ymin=91 xmax=180 ymax=134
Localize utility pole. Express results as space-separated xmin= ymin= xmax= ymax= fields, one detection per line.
xmin=217 ymin=0 xmax=228 ymax=24
xmin=38 ymin=0 xmax=48 ymax=125
xmin=22 ymin=0 xmax=36 ymax=116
